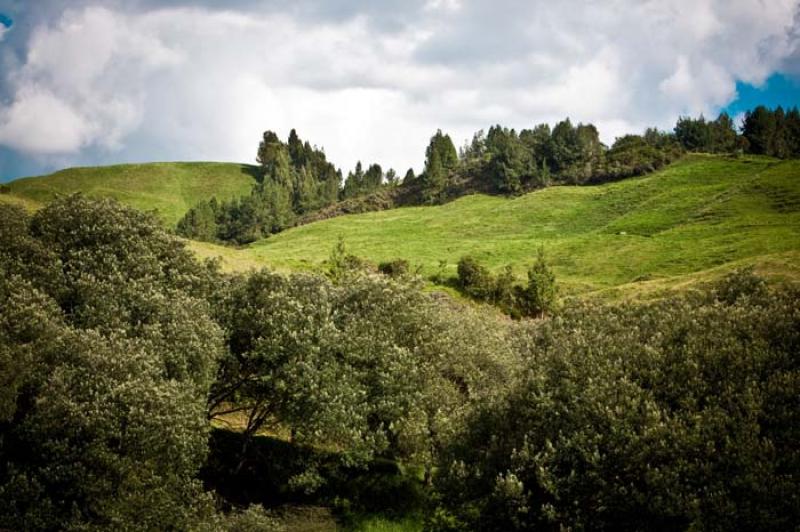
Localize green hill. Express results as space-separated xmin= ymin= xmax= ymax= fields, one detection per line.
xmin=190 ymin=154 xmax=800 ymax=298
xmin=1 ymin=162 xmax=257 ymax=226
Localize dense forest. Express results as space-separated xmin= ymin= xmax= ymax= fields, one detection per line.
xmin=2 ymin=196 xmax=798 ymax=530
xmin=177 ymin=105 xmax=800 ymax=244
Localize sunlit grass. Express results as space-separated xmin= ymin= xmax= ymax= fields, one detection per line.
xmin=211 ymin=154 xmax=800 ymax=297
xmin=4 ymin=161 xmax=257 ymax=226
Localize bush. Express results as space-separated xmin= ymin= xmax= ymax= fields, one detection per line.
xmin=434 ymin=280 xmax=800 ymax=530
xmin=378 ymin=258 xmax=411 ymax=278
xmin=0 ymin=196 xmax=224 ymax=530
xmin=457 ymin=256 xmax=494 ymax=300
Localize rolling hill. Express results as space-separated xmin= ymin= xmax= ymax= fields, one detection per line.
xmin=2 ymin=154 xmax=799 ymax=299
xmin=1 ymin=162 xmax=257 ymax=226
xmin=189 ymin=154 xmax=800 ymax=298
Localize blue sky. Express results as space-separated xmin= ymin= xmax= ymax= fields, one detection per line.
xmin=723 ymin=73 xmax=800 ymax=118
xmin=0 ymin=0 xmax=799 ymax=182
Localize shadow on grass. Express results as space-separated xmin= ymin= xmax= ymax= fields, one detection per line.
xmin=201 ymin=429 xmax=428 ymax=527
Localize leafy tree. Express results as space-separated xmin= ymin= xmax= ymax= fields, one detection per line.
xmin=674 ymin=115 xmax=713 ymax=151
xmin=342 ymin=161 xmax=365 ymax=199
xmin=256 ymin=130 xmax=285 ymax=178
xmin=177 ymin=199 xmax=218 ymax=241
xmin=287 ymin=128 xmax=306 ymax=168
xmin=710 ymin=112 xmax=738 ymax=152
xmin=434 ymin=275 xmax=800 ymax=531
xmin=549 ymin=118 xmax=583 ymax=175
xmin=0 ymin=197 xmax=224 ymax=530
xmin=485 ymin=126 xmax=531 ymax=193
xmin=210 ymin=265 xmax=517 ymax=491
xmin=457 ymin=255 xmax=495 ymax=300
xmin=518 ymin=247 xmax=557 ymax=318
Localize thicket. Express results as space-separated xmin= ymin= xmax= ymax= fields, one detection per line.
xmin=5 ymin=196 xmax=798 ymax=530
xmin=177 ymin=105 xmax=800 ymax=246
xmin=0 ymin=197 xmax=275 ymax=530
xmin=432 ymin=270 xmax=800 ymax=531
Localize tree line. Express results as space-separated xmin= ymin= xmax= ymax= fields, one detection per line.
xmin=177 ymin=105 xmax=800 ymax=245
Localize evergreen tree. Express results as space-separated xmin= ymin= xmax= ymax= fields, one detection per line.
xmin=674 ymin=115 xmax=712 ymax=151
xmin=363 ymin=163 xmax=383 ymax=191
xmin=710 ymin=112 xmax=738 ymax=153
xmin=421 ymin=130 xmax=458 ymax=203
xmin=550 ymin=118 xmax=583 ymax=175
xmin=485 ymin=126 xmax=529 ymax=193
xmin=742 ymin=106 xmax=777 ymax=155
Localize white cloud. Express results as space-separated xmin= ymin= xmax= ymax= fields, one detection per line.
xmin=0 ymin=25 xmax=7 ymax=42
xmin=0 ymin=88 xmax=92 ymax=153
xmin=0 ymin=1 xmax=797 ymax=172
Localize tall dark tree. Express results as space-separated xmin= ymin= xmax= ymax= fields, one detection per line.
xmin=485 ymin=126 xmax=530 ymax=193
xmin=363 ymin=163 xmax=384 ymax=191
xmin=421 ymin=130 xmax=458 ymax=203
xmin=549 ymin=118 xmax=583 ymax=175
xmin=742 ymin=106 xmax=777 ymax=155
xmin=674 ymin=115 xmax=713 ymax=152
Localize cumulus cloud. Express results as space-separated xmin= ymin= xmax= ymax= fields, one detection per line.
xmin=0 ymin=0 xmax=798 ymax=174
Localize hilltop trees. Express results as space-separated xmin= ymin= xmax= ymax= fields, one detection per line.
xmin=178 ymin=105 xmax=800 ymax=246
xmin=421 ymin=130 xmax=458 ymax=203
xmin=742 ymin=105 xmax=800 ymax=158
xmin=674 ymin=113 xmax=739 ymax=153
xmin=179 ymin=129 xmax=341 ymax=243
xmin=342 ymin=162 xmax=387 ymax=199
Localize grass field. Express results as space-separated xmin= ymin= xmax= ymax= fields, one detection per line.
xmin=2 ymin=161 xmax=257 ymax=226
xmin=192 ymin=154 xmax=800 ymax=298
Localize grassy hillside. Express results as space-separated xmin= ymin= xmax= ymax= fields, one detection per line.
xmin=192 ymin=155 xmax=800 ymax=298
xmin=1 ymin=162 xmax=257 ymax=226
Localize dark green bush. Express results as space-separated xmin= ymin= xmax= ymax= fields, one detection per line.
xmin=457 ymin=256 xmax=495 ymax=300
xmin=378 ymin=258 xmax=411 ymax=278
xmin=434 ymin=275 xmax=800 ymax=530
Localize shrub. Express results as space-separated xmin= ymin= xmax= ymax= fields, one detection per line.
xmin=457 ymin=256 xmax=494 ymax=300
xmin=434 ymin=280 xmax=800 ymax=530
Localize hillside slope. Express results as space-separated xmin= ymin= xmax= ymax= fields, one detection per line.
xmin=192 ymin=155 xmax=800 ymax=298
xmin=1 ymin=162 xmax=257 ymax=226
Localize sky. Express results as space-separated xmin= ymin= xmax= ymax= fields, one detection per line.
xmin=0 ymin=0 xmax=798 ymax=181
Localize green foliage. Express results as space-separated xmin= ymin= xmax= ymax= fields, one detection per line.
xmin=518 ymin=248 xmax=558 ymax=318
xmin=485 ymin=126 xmax=532 ymax=193
xmin=605 ymin=131 xmax=683 ymax=179
xmin=456 ymin=255 xmax=495 ymax=300
xmin=742 ymin=105 xmax=800 ymax=158
xmin=378 ymin=258 xmax=412 ymax=279
xmin=0 ymin=196 xmax=225 ymax=530
xmin=421 ymin=130 xmax=458 ymax=203
xmin=210 ymin=265 xmax=518 ymax=491
xmin=456 ymin=252 xmax=558 ymax=317
xmin=433 ymin=276 xmax=800 ymax=530
xmin=674 ymin=113 xmax=739 ymax=153
xmin=179 ymin=129 xmax=340 ymax=243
